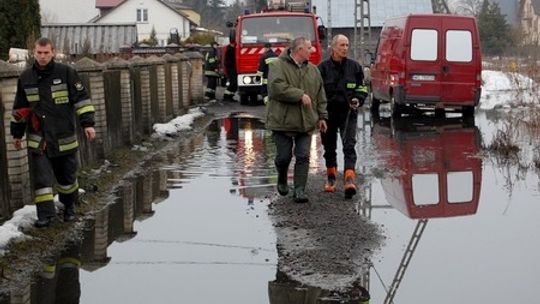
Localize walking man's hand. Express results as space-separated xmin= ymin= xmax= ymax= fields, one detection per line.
xmin=319 ymin=119 xmax=327 ymax=133
xmin=301 ymin=94 xmax=312 ymax=107
xmin=84 ymin=127 xmax=96 ymax=142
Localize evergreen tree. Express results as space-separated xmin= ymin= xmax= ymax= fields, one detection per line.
xmin=0 ymin=0 xmax=40 ymax=60
xmin=476 ymin=0 xmax=512 ymax=56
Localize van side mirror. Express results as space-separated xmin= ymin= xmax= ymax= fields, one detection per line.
xmin=226 ymin=21 xmax=234 ymax=28
xmin=317 ymin=25 xmax=326 ymax=40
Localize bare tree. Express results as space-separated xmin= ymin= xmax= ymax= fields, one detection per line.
xmin=453 ymin=0 xmax=483 ymax=16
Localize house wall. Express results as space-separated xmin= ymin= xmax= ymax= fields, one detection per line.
xmin=97 ymin=0 xmax=190 ymax=45
xmin=521 ymin=0 xmax=540 ymax=45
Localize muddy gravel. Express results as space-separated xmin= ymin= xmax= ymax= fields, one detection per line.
xmin=268 ymin=174 xmax=385 ymax=291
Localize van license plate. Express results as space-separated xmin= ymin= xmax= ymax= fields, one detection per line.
xmin=412 ymin=74 xmax=435 ymax=81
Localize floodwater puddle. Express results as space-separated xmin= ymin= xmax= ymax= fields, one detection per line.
xmin=4 ymin=110 xmax=539 ymax=303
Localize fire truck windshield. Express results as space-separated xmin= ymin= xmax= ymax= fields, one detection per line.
xmin=240 ymin=16 xmax=315 ymax=44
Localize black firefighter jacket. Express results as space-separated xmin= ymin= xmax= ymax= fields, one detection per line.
xmin=10 ymin=60 xmax=96 ymax=157
xmin=318 ymin=57 xmax=368 ymax=115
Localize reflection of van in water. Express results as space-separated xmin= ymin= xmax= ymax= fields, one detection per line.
xmin=370 ymin=14 xmax=482 ymax=118
xmin=372 ymin=117 xmax=482 ymax=219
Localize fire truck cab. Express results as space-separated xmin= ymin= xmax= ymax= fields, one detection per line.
xmin=227 ymin=0 xmax=325 ymax=105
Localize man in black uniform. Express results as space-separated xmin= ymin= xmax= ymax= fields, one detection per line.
xmin=204 ymin=41 xmax=220 ymax=101
xmin=257 ymin=42 xmax=278 ymax=104
xmin=223 ymin=42 xmax=238 ymax=102
xmin=10 ymin=37 xmax=96 ymax=227
xmin=318 ymin=34 xmax=368 ymax=198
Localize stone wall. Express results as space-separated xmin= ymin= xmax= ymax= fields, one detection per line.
xmin=0 ymin=52 xmax=203 ymax=221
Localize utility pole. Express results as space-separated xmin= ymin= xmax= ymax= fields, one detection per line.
xmin=353 ymin=0 xmax=371 ymax=64
xmin=327 ymin=0 xmax=332 ymax=49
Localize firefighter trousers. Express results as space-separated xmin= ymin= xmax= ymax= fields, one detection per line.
xmin=321 ymin=110 xmax=358 ymax=170
xmin=31 ymin=152 xmax=79 ymax=220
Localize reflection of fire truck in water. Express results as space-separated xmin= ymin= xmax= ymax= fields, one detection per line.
xmin=226 ymin=0 xmax=325 ymax=105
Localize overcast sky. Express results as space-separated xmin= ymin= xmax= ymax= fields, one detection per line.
xmin=40 ymin=0 xmax=99 ymax=23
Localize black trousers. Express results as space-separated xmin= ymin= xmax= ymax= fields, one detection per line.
xmin=205 ymin=76 xmax=218 ymax=99
xmin=31 ymin=152 xmax=79 ymax=220
xmin=224 ymin=73 xmax=238 ymax=98
xmin=321 ymin=110 xmax=358 ymax=170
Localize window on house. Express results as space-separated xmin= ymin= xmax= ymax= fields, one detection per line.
xmin=137 ymin=8 xmax=148 ymax=22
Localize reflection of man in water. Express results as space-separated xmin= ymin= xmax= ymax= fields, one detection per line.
xmin=268 ymin=271 xmax=370 ymax=304
xmin=35 ymin=240 xmax=81 ymax=304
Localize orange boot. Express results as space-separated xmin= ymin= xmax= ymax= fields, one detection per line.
xmin=344 ymin=169 xmax=357 ymax=198
xmin=324 ymin=167 xmax=337 ymax=192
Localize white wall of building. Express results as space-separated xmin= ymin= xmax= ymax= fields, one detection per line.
xmin=96 ymin=0 xmax=190 ymax=46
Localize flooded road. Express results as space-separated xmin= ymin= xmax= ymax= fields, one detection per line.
xmin=13 ymin=108 xmax=540 ymax=303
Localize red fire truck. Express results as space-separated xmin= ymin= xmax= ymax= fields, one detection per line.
xmin=226 ymin=0 xmax=325 ymax=105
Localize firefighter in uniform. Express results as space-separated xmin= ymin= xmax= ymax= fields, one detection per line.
xmin=318 ymin=34 xmax=368 ymax=198
xmin=10 ymin=37 xmax=96 ymax=228
xmin=204 ymin=41 xmax=220 ymax=101
xmin=223 ymin=42 xmax=238 ymax=102
xmin=257 ymin=42 xmax=278 ymax=104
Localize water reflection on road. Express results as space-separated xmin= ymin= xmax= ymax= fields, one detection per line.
xmin=8 ymin=110 xmax=540 ymax=303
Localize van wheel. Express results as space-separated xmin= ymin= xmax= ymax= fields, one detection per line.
xmin=390 ymin=96 xmax=402 ymax=118
xmin=463 ymin=106 xmax=475 ymax=118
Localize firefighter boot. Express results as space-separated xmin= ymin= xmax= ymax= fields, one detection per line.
xmin=276 ymin=166 xmax=289 ymax=196
xmin=293 ymin=164 xmax=309 ymax=203
xmin=63 ymin=203 xmax=76 ymax=222
xmin=34 ymin=201 xmax=58 ymax=228
xmin=344 ymin=169 xmax=357 ymax=199
xmin=324 ymin=167 xmax=337 ymax=192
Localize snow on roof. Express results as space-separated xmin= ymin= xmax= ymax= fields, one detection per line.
xmin=312 ymin=0 xmax=433 ymax=28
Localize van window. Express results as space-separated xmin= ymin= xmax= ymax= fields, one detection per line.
xmin=410 ymin=29 xmax=438 ymax=61
xmin=446 ymin=30 xmax=472 ymax=62
xmin=412 ymin=173 xmax=439 ymax=205
xmin=447 ymin=171 xmax=473 ymax=203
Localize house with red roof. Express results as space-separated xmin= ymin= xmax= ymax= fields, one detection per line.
xmin=93 ymin=0 xmax=199 ymax=46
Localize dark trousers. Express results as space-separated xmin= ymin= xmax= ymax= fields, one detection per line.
xmin=205 ymin=76 xmax=218 ymax=99
xmin=272 ymin=131 xmax=311 ymax=189
xmin=224 ymin=73 xmax=238 ymax=98
xmin=321 ymin=110 xmax=358 ymax=170
xmin=31 ymin=152 xmax=78 ymax=220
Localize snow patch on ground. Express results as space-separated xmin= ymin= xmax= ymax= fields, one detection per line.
xmin=152 ymin=107 xmax=206 ymax=137
xmin=480 ymin=70 xmax=539 ymax=110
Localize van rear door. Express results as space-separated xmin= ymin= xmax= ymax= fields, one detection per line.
xmin=406 ymin=17 xmax=442 ymax=102
xmin=441 ymin=18 xmax=478 ymax=103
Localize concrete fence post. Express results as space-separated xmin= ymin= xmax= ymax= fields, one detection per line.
xmin=129 ymin=56 xmax=153 ymax=136
xmin=184 ymin=51 xmax=204 ymax=106
xmin=174 ymin=53 xmax=190 ymax=112
xmin=162 ymin=54 xmax=180 ymax=118
xmin=0 ymin=60 xmax=31 ymax=214
xmin=146 ymin=56 xmax=168 ymax=123
xmin=105 ymin=57 xmax=133 ymax=145
xmin=74 ymin=58 xmax=107 ymax=163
